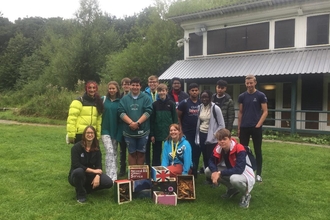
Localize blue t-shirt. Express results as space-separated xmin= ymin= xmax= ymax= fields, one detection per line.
xmin=177 ymin=98 xmax=201 ymax=137
xmin=238 ymin=90 xmax=267 ymax=127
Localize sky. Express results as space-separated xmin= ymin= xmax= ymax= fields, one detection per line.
xmin=1 ymin=0 xmax=155 ymax=22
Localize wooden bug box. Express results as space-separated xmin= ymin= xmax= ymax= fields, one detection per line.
xmin=151 ymin=166 xmax=171 ymax=182
xmin=176 ymin=175 xmax=195 ymax=200
xmin=114 ymin=180 xmax=132 ymax=204
xmin=128 ymin=165 xmax=149 ymax=180
xmin=153 ymin=191 xmax=177 ymax=206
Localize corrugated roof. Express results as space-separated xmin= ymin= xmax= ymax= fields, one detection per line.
xmin=158 ymin=47 xmax=330 ymax=80
xmin=169 ymin=0 xmax=310 ymax=23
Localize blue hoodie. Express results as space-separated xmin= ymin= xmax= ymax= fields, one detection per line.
xmin=144 ymin=87 xmax=159 ymax=102
xmin=161 ymin=136 xmax=193 ymax=175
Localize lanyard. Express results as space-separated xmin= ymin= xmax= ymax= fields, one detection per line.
xmin=171 ymin=140 xmax=179 ymax=160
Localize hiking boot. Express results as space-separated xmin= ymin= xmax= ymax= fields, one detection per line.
xmin=221 ymin=188 xmax=240 ymax=199
xmin=239 ymin=194 xmax=251 ymax=208
xmin=256 ymin=175 xmax=263 ymax=182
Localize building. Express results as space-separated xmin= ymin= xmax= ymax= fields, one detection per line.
xmin=159 ymin=0 xmax=330 ymax=134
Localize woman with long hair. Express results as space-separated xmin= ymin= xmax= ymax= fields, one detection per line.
xmin=66 ymin=81 xmax=103 ymax=143
xmin=161 ymin=124 xmax=193 ymax=176
xmin=68 ymin=126 xmax=113 ymax=203
xmin=101 ymin=81 xmax=122 ymax=180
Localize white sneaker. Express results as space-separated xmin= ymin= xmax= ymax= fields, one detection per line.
xmin=239 ymin=194 xmax=251 ymax=208
xmin=256 ymin=175 xmax=263 ymax=182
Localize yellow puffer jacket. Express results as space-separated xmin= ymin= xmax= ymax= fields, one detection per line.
xmin=66 ymin=95 xmax=102 ymax=139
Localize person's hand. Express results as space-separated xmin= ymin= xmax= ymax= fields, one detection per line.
xmin=93 ymin=169 xmax=103 ymax=175
xmin=91 ymin=175 xmax=100 ymax=189
xmin=129 ymin=122 xmax=139 ymax=130
xmin=211 ymin=171 xmax=220 ymax=185
xmin=150 ymin=136 xmax=155 ymax=143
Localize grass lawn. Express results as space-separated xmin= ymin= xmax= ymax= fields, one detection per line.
xmin=1 ymin=124 xmax=329 ymax=220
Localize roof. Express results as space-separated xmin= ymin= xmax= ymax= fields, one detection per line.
xmin=168 ymin=0 xmax=316 ymax=23
xmin=158 ymin=47 xmax=330 ymax=80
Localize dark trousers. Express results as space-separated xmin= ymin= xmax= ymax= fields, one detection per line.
xmin=239 ymin=126 xmax=263 ymax=175
xmin=145 ymin=135 xmax=152 ymax=167
xmin=185 ymin=134 xmax=200 ymax=178
xmin=74 ymin=134 xmax=83 ymax=144
xmin=119 ymin=136 xmax=127 ymax=171
xmin=199 ymin=132 xmax=216 ymax=169
xmin=68 ymin=168 xmax=113 ymax=199
xmin=152 ymin=141 xmax=163 ymax=166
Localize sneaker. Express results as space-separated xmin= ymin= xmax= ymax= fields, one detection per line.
xmin=256 ymin=175 xmax=263 ymax=182
xmin=239 ymin=194 xmax=251 ymax=208
xmin=77 ymin=197 xmax=86 ymax=204
xmin=221 ymin=188 xmax=240 ymax=199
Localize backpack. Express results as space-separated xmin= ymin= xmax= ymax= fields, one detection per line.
xmin=244 ymin=146 xmax=257 ymax=171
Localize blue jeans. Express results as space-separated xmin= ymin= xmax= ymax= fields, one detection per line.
xmin=125 ymin=135 xmax=148 ymax=154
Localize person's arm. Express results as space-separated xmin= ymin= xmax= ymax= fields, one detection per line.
xmin=177 ymin=110 xmax=183 ymax=126
xmin=221 ymin=150 xmax=246 ymax=176
xmin=67 ymin=100 xmax=83 ymax=142
xmin=256 ymin=103 xmax=268 ymax=128
xmin=182 ymin=141 xmax=192 ymax=175
xmin=161 ymin=141 xmax=170 ymax=167
xmin=227 ymin=99 xmax=235 ymax=132
xmin=237 ymin=103 xmax=243 ymax=137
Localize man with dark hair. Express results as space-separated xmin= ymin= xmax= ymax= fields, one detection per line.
xmin=212 ymin=79 xmax=235 ymax=132
xmin=238 ymin=74 xmax=268 ymax=182
xmin=177 ymin=83 xmax=201 ymax=177
xmin=168 ymin=77 xmax=189 ymax=108
xmin=118 ymin=77 xmax=153 ymax=165
xmin=205 ymin=128 xmax=255 ymax=208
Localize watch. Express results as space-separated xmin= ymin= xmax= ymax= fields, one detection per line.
xmin=137 ymin=121 xmax=141 ymax=125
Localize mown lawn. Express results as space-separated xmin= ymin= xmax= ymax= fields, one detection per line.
xmin=1 ymin=124 xmax=329 ymax=220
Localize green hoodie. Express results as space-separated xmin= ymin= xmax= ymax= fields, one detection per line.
xmin=118 ymin=92 xmax=153 ymax=137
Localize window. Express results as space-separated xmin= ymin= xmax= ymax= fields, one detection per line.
xmin=307 ymin=14 xmax=329 ymax=46
xmin=207 ymin=22 xmax=269 ymax=54
xmin=275 ymin=19 xmax=295 ymax=48
xmin=189 ymin=33 xmax=203 ymax=56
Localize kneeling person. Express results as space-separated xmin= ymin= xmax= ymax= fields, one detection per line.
xmin=205 ymin=129 xmax=255 ymax=208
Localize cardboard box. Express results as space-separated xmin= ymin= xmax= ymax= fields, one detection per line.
xmin=151 ymin=166 xmax=171 ymax=182
xmin=153 ymin=191 xmax=177 ymax=206
xmin=177 ymin=175 xmax=195 ymax=200
xmin=132 ymin=189 xmax=152 ymax=199
xmin=131 ymin=179 xmax=152 ymax=192
xmin=128 ymin=165 xmax=149 ymax=180
xmin=114 ymin=180 xmax=132 ymax=204
xmin=151 ymin=178 xmax=177 ymax=197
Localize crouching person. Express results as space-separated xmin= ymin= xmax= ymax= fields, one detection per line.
xmin=205 ymin=128 xmax=255 ymax=208
xmin=68 ymin=126 xmax=113 ymax=203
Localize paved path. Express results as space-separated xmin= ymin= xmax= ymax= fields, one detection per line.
xmin=1 ymin=119 xmax=329 ymax=148
xmin=0 ymin=119 xmax=64 ymax=127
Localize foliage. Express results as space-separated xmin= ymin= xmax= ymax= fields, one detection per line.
xmin=166 ymin=0 xmax=249 ymax=18
xmin=103 ymin=6 xmax=183 ymax=84
xmin=1 ymin=124 xmax=329 ymax=219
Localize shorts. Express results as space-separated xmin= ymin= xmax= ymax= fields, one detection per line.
xmin=125 ymin=135 xmax=148 ymax=154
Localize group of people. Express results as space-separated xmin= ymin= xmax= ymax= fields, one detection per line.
xmin=66 ymin=74 xmax=268 ymax=208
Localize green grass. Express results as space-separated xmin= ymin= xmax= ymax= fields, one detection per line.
xmin=1 ymin=124 xmax=330 ymax=220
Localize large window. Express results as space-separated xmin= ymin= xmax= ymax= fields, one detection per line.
xmin=275 ymin=19 xmax=295 ymax=48
xmin=307 ymin=14 xmax=329 ymax=46
xmin=189 ymin=33 xmax=203 ymax=56
xmin=207 ymin=22 xmax=269 ymax=55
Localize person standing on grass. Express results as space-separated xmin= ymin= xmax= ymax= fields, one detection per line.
xmin=205 ymin=129 xmax=255 ymax=208
xmin=195 ymin=90 xmax=225 ymax=183
xmin=101 ymin=81 xmax=122 ymax=181
xmin=68 ymin=126 xmax=113 ymax=203
xmin=238 ymin=74 xmax=268 ymax=182
xmin=66 ymin=81 xmax=103 ymax=144
xmin=177 ymin=83 xmax=201 ymax=178
xmin=212 ymin=79 xmax=235 ymax=132
xmin=118 ymin=77 xmax=131 ymax=176
xmin=150 ymin=83 xmax=178 ymax=166
xmin=144 ymin=75 xmax=159 ymax=167
xmin=118 ymin=77 xmax=153 ymax=165
xmin=168 ymin=77 xmax=189 ymax=108
xmin=161 ymin=124 xmax=193 ymax=176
